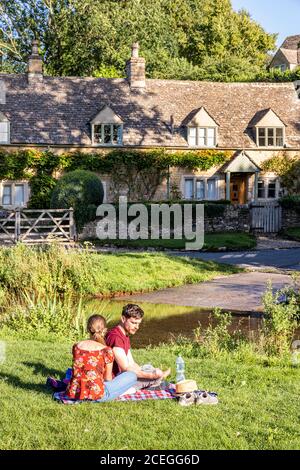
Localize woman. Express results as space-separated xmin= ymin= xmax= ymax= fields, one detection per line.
xmin=66 ymin=314 xmax=137 ymax=402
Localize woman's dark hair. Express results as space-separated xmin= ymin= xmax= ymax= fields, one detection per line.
xmin=122 ymin=304 xmax=144 ymax=319
xmin=87 ymin=314 xmax=107 ymax=345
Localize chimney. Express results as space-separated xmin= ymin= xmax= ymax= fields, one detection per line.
xmin=27 ymin=40 xmax=43 ymax=83
xmin=126 ymin=42 xmax=145 ymax=90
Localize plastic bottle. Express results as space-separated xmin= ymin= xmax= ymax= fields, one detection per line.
xmin=176 ymin=355 xmax=185 ymax=383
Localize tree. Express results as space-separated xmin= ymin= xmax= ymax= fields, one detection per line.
xmin=0 ymin=0 xmax=277 ymax=81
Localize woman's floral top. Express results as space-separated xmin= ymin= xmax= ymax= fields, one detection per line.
xmin=66 ymin=344 xmax=114 ymax=400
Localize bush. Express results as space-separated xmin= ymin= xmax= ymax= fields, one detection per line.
xmin=50 ymin=170 xmax=104 ymax=229
xmin=279 ymin=195 xmax=300 ymax=213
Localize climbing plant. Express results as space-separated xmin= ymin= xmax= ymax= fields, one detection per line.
xmin=262 ymin=155 xmax=300 ymax=194
xmin=0 ymin=148 xmax=233 ymax=206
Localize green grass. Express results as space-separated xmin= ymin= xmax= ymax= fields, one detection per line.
xmin=87 ymin=232 xmax=257 ymax=251
xmin=0 ymin=334 xmax=299 ymax=450
xmin=283 ymin=227 xmax=300 ymax=241
xmin=0 ymin=244 xmax=241 ymax=298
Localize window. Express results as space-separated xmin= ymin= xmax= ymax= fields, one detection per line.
xmin=93 ymin=124 xmax=122 ymax=145
xmin=257 ymin=179 xmax=265 ymax=198
xmin=188 ymin=127 xmax=216 ymax=147
xmin=257 ymin=127 xmax=284 ymax=147
xmin=207 ymin=179 xmax=217 ymax=200
xmin=184 ymin=179 xmax=194 ymax=199
xmin=257 ymin=178 xmax=278 ymax=199
xmin=196 ymin=180 xmax=205 ymax=199
xmin=267 ymin=180 xmax=276 ymax=199
xmin=274 ymin=64 xmax=287 ymax=72
xmin=0 ymin=121 xmax=9 ymax=143
xmin=0 ymin=182 xmax=27 ymax=207
xmin=184 ymin=177 xmax=218 ymax=200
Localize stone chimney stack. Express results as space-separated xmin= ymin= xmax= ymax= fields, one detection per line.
xmin=126 ymin=42 xmax=145 ymax=89
xmin=27 ymin=40 xmax=43 ymax=83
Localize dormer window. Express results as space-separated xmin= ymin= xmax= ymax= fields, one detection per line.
xmin=93 ymin=124 xmax=122 ymax=145
xmin=185 ymin=107 xmax=218 ymax=148
xmin=250 ymin=109 xmax=286 ymax=148
xmin=0 ymin=113 xmax=10 ymax=144
xmin=257 ymin=127 xmax=284 ymax=147
xmin=91 ymin=105 xmax=123 ymax=146
xmin=188 ymin=127 xmax=216 ymax=147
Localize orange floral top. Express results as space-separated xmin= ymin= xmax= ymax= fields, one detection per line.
xmin=66 ymin=344 xmax=114 ymax=400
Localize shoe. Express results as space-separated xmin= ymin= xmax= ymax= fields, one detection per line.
xmin=195 ymin=390 xmax=218 ymax=405
xmin=178 ymin=392 xmax=197 ymax=406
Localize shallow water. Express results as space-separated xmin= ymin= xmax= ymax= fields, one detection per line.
xmin=84 ymin=299 xmax=264 ymax=349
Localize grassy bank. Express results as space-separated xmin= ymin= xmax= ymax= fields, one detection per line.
xmin=0 ymin=333 xmax=299 ymax=450
xmin=87 ymin=232 xmax=257 ymax=251
xmin=0 ymin=244 xmax=240 ymax=298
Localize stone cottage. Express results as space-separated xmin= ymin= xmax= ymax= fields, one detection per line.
xmin=270 ymin=34 xmax=300 ymax=72
xmin=0 ymin=41 xmax=300 ymax=208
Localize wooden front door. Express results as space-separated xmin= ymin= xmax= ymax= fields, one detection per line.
xmin=230 ymin=175 xmax=247 ymax=204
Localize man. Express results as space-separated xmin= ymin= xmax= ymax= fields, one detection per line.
xmin=106 ymin=303 xmax=170 ymax=390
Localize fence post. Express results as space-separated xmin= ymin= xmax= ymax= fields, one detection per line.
xmin=69 ymin=207 xmax=77 ymax=241
xmin=14 ymin=208 xmax=21 ymax=243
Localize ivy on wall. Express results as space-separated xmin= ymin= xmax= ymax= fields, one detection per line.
xmin=0 ymin=148 xmax=232 ymax=207
xmin=262 ymin=155 xmax=300 ymax=195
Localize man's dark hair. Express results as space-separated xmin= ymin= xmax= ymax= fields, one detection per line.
xmin=122 ymin=304 xmax=144 ymax=319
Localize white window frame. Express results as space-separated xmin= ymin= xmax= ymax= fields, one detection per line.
xmin=0 ymin=120 xmax=10 ymax=144
xmin=92 ymin=123 xmax=123 ymax=146
xmin=188 ymin=126 xmax=217 ymax=148
xmin=183 ymin=176 xmax=219 ymax=200
xmin=256 ymin=177 xmax=280 ymax=200
xmin=0 ymin=181 xmax=29 ymax=208
xmin=256 ymin=127 xmax=285 ymax=147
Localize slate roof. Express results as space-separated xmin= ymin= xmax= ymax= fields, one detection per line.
xmin=281 ymin=35 xmax=300 ymax=50
xmin=0 ymin=73 xmax=300 ymax=148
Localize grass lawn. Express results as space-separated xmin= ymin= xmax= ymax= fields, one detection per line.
xmin=87 ymin=232 xmax=256 ymax=251
xmin=0 ymin=334 xmax=299 ymax=450
xmin=283 ymin=227 xmax=300 ymax=242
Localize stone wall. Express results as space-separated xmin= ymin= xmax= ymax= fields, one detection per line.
xmin=80 ymin=203 xmax=251 ymax=239
xmin=281 ymin=208 xmax=300 ymax=230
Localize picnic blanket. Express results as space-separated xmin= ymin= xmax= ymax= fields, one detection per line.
xmin=46 ymin=369 xmax=177 ymax=405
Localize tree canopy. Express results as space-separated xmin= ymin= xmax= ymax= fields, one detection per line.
xmin=0 ymin=0 xmax=279 ymax=81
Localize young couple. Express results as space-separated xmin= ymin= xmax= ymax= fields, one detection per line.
xmin=66 ymin=304 xmax=170 ymax=402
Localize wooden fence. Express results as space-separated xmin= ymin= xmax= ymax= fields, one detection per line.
xmin=250 ymin=201 xmax=282 ymax=233
xmin=0 ymin=208 xmax=76 ymax=244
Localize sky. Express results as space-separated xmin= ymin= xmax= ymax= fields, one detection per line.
xmin=231 ymin=0 xmax=300 ymax=46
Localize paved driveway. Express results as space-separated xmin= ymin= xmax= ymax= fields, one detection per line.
xmin=122 ymin=272 xmax=293 ymax=312
xmin=169 ymin=248 xmax=300 ymax=271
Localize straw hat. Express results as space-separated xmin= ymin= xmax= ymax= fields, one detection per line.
xmin=175 ymin=379 xmax=198 ymax=396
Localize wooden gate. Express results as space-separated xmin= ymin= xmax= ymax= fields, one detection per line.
xmin=0 ymin=208 xmax=76 ymax=244
xmin=250 ymin=201 xmax=282 ymax=233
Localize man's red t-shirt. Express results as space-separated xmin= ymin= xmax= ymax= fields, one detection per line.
xmin=105 ymin=325 xmax=131 ymax=377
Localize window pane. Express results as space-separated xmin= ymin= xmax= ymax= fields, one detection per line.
xmin=15 ymin=184 xmax=25 ymax=205
xmin=268 ymin=180 xmax=276 ymax=198
xmin=207 ymin=179 xmax=216 ymax=200
xmin=117 ymin=125 xmax=122 ymax=144
xmin=0 ymin=122 xmax=8 ymax=142
xmin=184 ymin=179 xmax=194 ymax=199
xmin=188 ymin=128 xmax=196 ymax=146
xmin=257 ymin=179 xmax=265 ymax=198
xmin=93 ymin=125 xmax=103 ymax=144
xmin=258 ymin=128 xmax=265 ymax=137
xmin=207 ymin=128 xmax=215 ymax=138
xmin=112 ymin=125 xmax=119 ymax=144
xmin=104 ymin=124 xmax=111 ymax=144
xmin=276 ymin=128 xmax=283 ymax=146
xmin=258 ymin=137 xmax=265 ymax=146
xmin=196 ymin=180 xmax=205 ymax=199
xmin=198 ymin=128 xmax=205 ymax=137
xmin=2 ymin=185 xmax=12 ymax=205
xmin=198 ymin=137 xmax=206 ymax=146
xmin=267 ymin=128 xmax=274 ymax=146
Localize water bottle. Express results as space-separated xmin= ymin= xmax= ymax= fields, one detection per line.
xmin=176 ymin=355 xmax=185 ymax=382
